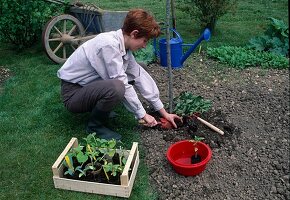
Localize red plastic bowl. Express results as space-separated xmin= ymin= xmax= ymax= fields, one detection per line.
xmin=166 ymin=140 xmax=212 ymax=176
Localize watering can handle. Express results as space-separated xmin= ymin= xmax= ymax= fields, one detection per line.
xmin=153 ymin=28 xmax=183 ymax=57
xmin=169 ymin=28 xmax=183 ymax=42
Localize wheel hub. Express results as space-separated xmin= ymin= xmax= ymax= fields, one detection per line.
xmin=60 ymin=34 xmax=75 ymax=44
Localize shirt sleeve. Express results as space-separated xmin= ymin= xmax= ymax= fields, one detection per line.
xmin=96 ymin=45 xmax=147 ymax=119
xmin=126 ymin=53 xmax=164 ymax=112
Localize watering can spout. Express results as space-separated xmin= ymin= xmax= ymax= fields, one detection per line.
xmin=180 ymin=28 xmax=211 ymax=65
xmin=155 ymin=28 xmax=211 ymax=68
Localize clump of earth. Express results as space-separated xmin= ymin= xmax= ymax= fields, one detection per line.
xmin=138 ymin=54 xmax=289 ymax=200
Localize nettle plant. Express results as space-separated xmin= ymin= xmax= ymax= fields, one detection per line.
xmin=173 ymin=92 xmax=212 ymax=116
xmin=63 ymin=133 xmax=127 ymax=183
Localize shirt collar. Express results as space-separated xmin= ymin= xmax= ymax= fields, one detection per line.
xmin=116 ymin=29 xmax=126 ymax=57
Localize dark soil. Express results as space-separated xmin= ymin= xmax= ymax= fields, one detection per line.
xmin=1 ymin=55 xmax=288 ymax=199
xmin=139 ymin=54 xmax=289 ymax=200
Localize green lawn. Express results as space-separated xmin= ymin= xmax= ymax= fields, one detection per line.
xmin=0 ymin=43 xmax=157 ymax=199
xmin=86 ymin=0 xmax=288 ymax=46
xmin=0 ymin=0 xmax=288 ymax=199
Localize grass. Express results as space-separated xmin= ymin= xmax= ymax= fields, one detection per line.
xmin=0 ymin=0 xmax=288 ymax=199
xmin=84 ymin=0 xmax=288 ymax=47
xmin=0 ymin=43 xmax=157 ymax=199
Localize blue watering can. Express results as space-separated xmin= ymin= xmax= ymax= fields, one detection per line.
xmin=154 ymin=28 xmax=211 ymax=68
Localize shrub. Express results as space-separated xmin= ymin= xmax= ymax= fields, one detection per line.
xmin=248 ymin=17 xmax=289 ymax=57
xmin=207 ymin=46 xmax=289 ymax=69
xmin=0 ymin=0 xmax=65 ymax=49
xmin=133 ymin=44 xmax=156 ymax=64
xmin=176 ymin=0 xmax=237 ymax=32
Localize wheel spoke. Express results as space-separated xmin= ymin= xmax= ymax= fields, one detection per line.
xmin=43 ymin=14 xmax=85 ymax=63
xmin=63 ymin=19 xmax=66 ymax=34
xmin=53 ymin=42 xmax=63 ymax=54
xmin=53 ymin=26 xmax=63 ymax=36
xmin=63 ymin=45 xmax=66 ymax=59
xmin=68 ymin=25 xmax=77 ymax=35
xmin=48 ymin=38 xmax=61 ymax=42
xmin=70 ymin=44 xmax=76 ymax=50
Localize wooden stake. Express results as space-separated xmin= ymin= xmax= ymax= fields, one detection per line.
xmin=196 ymin=116 xmax=224 ymax=135
xmin=166 ymin=0 xmax=173 ymax=113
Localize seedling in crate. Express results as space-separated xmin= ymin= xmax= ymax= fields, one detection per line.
xmin=62 ymin=133 xmax=127 ymax=184
xmin=52 ymin=136 xmax=139 ymax=198
xmin=189 ymin=136 xmax=205 ymax=164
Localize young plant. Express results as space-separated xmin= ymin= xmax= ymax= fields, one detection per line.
xmin=189 ymin=136 xmax=205 ymax=163
xmin=174 ymin=92 xmax=212 ymax=116
xmin=118 ymin=146 xmax=127 ymax=167
xmin=63 ymin=133 xmax=127 ymax=182
xmin=83 ymin=133 xmax=117 ymax=158
xmin=63 ymin=145 xmax=89 ymax=177
xmin=103 ymin=161 xmax=124 ymax=181
xmin=63 ymin=154 xmax=75 ymax=176
xmin=98 ymin=139 xmax=117 ymax=158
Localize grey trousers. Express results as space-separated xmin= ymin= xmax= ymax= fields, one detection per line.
xmin=60 ymin=79 xmax=125 ymax=113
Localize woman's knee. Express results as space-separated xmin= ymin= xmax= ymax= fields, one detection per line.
xmin=111 ymin=80 xmax=125 ymax=100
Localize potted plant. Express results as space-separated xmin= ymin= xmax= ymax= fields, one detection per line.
xmin=166 ymin=138 xmax=212 ymax=176
xmin=189 ymin=136 xmax=205 ymax=164
xmin=52 ymin=133 xmax=139 ymax=198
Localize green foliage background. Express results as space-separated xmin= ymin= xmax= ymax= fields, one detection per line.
xmin=0 ymin=0 xmax=64 ymax=49
xmin=248 ymin=17 xmax=289 ymax=57
xmin=175 ymin=0 xmax=237 ymax=32
xmin=0 ymin=0 xmax=288 ymax=199
xmin=207 ymin=46 xmax=288 ymax=69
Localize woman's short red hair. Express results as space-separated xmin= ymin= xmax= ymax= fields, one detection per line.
xmin=122 ymin=9 xmax=161 ymax=39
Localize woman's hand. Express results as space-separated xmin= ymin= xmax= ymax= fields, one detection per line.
xmin=163 ymin=113 xmax=183 ymax=128
xmin=141 ymin=113 xmax=158 ymax=127
xmin=159 ymin=108 xmax=183 ymax=128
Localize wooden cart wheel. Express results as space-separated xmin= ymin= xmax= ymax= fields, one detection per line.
xmin=42 ymin=14 xmax=85 ymax=64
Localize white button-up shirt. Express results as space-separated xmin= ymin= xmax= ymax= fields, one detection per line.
xmin=57 ymin=29 xmax=163 ymax=119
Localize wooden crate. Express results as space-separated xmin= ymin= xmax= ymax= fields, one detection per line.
xmin=52 ymin=137 xmax=139 ymax=198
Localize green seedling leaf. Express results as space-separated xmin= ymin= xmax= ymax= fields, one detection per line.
xmin=174 ymin=92 xmax=212 ymax=116
xmin=64 ymin=168 xmax=74 ymax=176
xmin=122 ymin=157 xmax=127 ymax=165
xmin=76 ymin=151 xmax=88 ymax=163
xmin=194 ymin=136 xmax=205 ymax=141
xmin=73 ymin=146 xmax=83 ymax=153
xmin=108 ymin=149 xmax=116 ymax=157
xmin=108 ymin=140 xmax=117 ymax=149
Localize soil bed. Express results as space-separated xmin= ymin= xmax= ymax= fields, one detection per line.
xmin=0 ymin=55 xmax=288 ymax=199
xmin=138 ymin=54 xmax=289 ymax=200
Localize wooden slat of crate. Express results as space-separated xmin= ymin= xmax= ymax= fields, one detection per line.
xmin=52 ymin=138 xmax=139 ymax=198
xmin=52 ymin=137 xmax=79 ymax=177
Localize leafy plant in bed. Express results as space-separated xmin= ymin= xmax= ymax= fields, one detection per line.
xmin=63 ymin=133 xmax=128 ymax=185
xmin=173 ymin=92 xmax=212 ymax=133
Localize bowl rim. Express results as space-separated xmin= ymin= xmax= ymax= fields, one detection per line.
xmin=166 ymin=140 xmax=212 ymax=168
